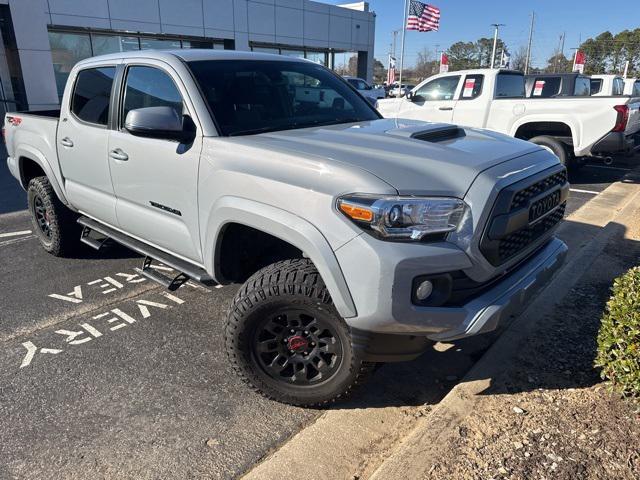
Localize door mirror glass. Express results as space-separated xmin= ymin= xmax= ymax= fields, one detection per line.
xmin=125 ymin=106 xmax=190 ymax=141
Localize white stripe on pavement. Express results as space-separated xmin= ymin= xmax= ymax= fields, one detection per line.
xmin=570 ymin=188 xmax=599 ymax=195
xmin=0 ymin=230 xmax=32 ymax=238
xmin=0 ymin=235 xmax=36 ymax=248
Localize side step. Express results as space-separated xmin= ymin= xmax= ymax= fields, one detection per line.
xmin=78 ymin=216 xmax=215 ymax=290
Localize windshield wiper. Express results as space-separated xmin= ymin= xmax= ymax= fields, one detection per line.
xmin=227 ymin=126 xmax=285 ymax=136
xmin=227 ymin=118 xmax=365 ymax=137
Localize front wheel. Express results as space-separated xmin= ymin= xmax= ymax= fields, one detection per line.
xmin=225 ymin=259 xmax=373 ymax=407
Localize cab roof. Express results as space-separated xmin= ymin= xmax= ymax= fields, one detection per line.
xmin=75 ymin=49 xmax=310 ymax=67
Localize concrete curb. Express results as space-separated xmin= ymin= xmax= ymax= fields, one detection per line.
xmin=241 ymin=167 xmax=640 ymax=480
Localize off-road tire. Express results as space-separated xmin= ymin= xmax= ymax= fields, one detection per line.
xmin=225 ymin=258 xmax=374 ymax=407
xmin=529 ymin=135 xmax=569 ymax=166
xmin=27 ymin=176 xmax=79 ymax=256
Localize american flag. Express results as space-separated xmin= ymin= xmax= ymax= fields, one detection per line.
xmin=406 ymin=1 xmax=440 ymax=32
xmin=387 ymin=55 xmax=396 ymax=85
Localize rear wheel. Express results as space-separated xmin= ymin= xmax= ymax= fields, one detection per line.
xmin=225 ymin=259 xmax=374 ymax=407
xmin=529 ymin=136 xmax=569 ymax=166
xmin=27 ymin=176 xmax=79 ymax=256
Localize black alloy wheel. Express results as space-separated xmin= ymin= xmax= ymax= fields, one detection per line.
xmin=32 ymin=194 xmax=52 ymax=240
xmin=252 ymin=308 xmax=343 ymax=385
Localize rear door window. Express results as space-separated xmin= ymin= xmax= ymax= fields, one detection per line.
xmin=495 ymin=73 xmax=525 ymax=98
xmin=634 ymin=81 xmax=640 ymax=97
xmin=459 ymin=75 xmax=483 ymax=100
xmin=71 ymin=67 xmax=116 ymax=126
xmin=531 ymin=77 xmax=560 ymax=97
xmin=573 ymin=77 xmax=591 ymax=96
xmin=612 ymin=77 xmax=625 ymax=95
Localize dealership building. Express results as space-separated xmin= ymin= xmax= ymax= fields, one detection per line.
xmin=0 ymin=0 xmax=375 ymax=112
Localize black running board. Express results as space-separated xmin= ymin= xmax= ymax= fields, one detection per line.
xmin=78 ymin=216 xmax=215 ymax=289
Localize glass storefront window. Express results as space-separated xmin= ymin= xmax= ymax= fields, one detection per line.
xmin=140 ymin=38 xmax=182 ymax=50
xmin=182 ymin=40 xmax=217 ymax=49
xmin=48 ymin=31 xmax=92 ymax=99
xmin=305 ymin=51 xmax=327 ymax=66
xmin=252 ymin=47 xmax=280 ymax=54
xmin=92 ymin=35 xmax=140 ymax=55
xmin=280 ymin=49 xmax=305 ymax=59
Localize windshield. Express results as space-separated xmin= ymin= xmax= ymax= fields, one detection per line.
xmin=187 ymin=59 xmax=380 ymax=136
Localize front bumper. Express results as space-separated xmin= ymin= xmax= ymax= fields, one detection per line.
xmin=336 ymin=235 xmax=567 ymax=342
xmin=590 ymin=131 xmax=640 ymax=156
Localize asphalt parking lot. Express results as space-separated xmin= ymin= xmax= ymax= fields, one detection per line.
xmin=0 ymin=155 xmax=636 ymax=479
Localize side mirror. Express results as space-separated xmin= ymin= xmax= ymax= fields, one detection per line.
xmin=406 ymin=91 xmax=414 ymax=101
xmin=125 ymin=106 xmax=193 ymax=142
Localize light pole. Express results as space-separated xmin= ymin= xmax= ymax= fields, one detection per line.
xmin=490 ymin=23 xmax=505 ymax=69
xmin=525 ymin=12 xmax=535 ymax=74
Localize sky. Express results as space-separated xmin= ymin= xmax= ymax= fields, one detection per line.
xmin=325 ymin=0 xmax=639 ymax=68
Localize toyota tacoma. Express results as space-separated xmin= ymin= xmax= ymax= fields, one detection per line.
xmin=4 ymin=50 xmax=568 ymax=406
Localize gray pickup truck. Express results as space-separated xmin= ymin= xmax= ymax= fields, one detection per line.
xmin=4 ymin=50 xmax=568 ymax=406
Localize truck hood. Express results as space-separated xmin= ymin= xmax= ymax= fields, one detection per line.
xmin=238 ymin=118 xmax=542 ymax=197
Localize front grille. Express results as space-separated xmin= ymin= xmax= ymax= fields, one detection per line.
xmin=498 ymin=203 xmax=565 ymax=261
xmin=510 ymin=170 xmax=568 ymax=211
xmin=479 ymin=166 xmax=568 ymax=266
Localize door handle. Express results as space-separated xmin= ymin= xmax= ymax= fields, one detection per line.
xmin=438 ymin=107 xmax=453 ymax=111
xmin=60 ymin=137 xmax=74 ymax=147
xmin=109 ymin=148 xmax=129 ymax=161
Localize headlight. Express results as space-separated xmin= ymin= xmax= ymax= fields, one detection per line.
xmin=337 ymin=194 xmax=467 ymax=241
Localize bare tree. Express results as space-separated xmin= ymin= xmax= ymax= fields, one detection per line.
xmin=510 ymin=46 xmax=528 ymax=72
xmin=414 ymin=47 xmax=435 ymax=81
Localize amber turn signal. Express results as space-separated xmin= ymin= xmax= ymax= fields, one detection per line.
xmin=338 ymin=202 xmax=373 ymax=222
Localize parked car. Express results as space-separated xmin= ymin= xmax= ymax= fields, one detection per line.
xmin=389 ymin=83 xmax=415 ymax=98
xmin=624 ymin=78 xmax=640 ymax=97
xmin=343 ymin=76 xmax=385 ymax=100
xmin=590 ymin=74 xmax=626 ymax=96
xmin=377 ymin=69 xmax=640 ymax=166
xmin=6 ymin=50 xmax=569 ymax=406
xmin=525 ymin=73 xmax=592 ymax=98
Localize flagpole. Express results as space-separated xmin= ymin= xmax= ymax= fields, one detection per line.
xmin=397 ymin=0 xmax=409 ymax=96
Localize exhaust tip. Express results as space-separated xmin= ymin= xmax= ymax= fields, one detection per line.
xmin=603 ymin=156 xmax=614 ymax=165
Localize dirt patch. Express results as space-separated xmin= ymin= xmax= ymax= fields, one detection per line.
xmin=424 ymin=228 xmax=640 ymax=480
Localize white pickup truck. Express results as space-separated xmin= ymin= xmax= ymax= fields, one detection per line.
xmin=377 ymin=69 xmax=640 ymax=166
xmin=590 ymin=74 xmax=626 ymax=96
xmin=624 ymin=78 xmax=640 ymax=97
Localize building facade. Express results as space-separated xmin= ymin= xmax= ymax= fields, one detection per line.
xmin=0 ymin=0 xmax=375 ymax=112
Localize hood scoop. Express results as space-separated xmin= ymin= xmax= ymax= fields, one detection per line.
xmin=410 ymin=125 xmax=466 ymax=143
xmin=385 ymin=123 xmax=466 ymax=143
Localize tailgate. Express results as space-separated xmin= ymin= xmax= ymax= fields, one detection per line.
xmin=625 ymin=98 xmax=640 ymax=135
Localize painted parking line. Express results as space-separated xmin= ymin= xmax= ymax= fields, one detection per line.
xmin=0 ymin=229 xmax=31 ymax=238
xmin=570 ymin=188 xmax=599 ymax=195
xmin=0 ymin=235 xmax=36 ymax=248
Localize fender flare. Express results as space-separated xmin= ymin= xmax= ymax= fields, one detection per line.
xmin=510 ymin=117 xmax=578 ymax=147
xmin=203 ymin=196 xmax=357 ymax=318
xmin=15 ymin=144 xmax=70 ymax=205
